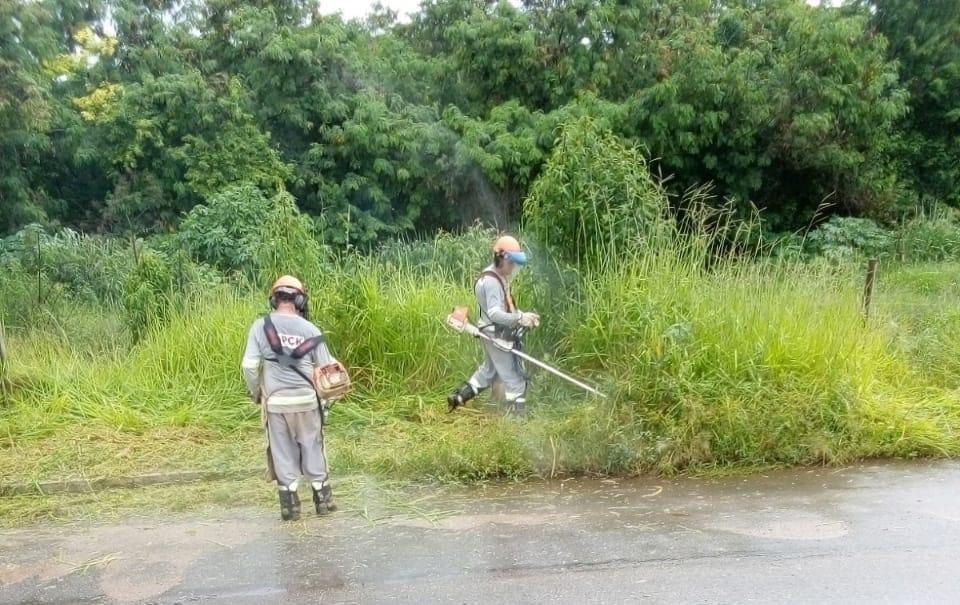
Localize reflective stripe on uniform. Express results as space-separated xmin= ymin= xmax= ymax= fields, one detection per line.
xmin=266 ymin=393 xmax=317 ymax=407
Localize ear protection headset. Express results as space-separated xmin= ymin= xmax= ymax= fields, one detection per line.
xmin=269 ymin=288 xmax=308 ymax=315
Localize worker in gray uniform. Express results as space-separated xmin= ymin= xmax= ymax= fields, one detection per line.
xmin=447 ymin=235 xmax=540 ymax=415
xmin=242 ymin=275 xmax=338 ymax=521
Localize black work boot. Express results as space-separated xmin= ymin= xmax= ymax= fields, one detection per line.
xmin=279 ymin=488 xmax=301 ymax=521
xmin=447 ymin=383 xmax=477 ymax=412
xmin=312 ymin=482 xmax=337 ymax=514
xmin=507 ymin=398 xmax=528 ymax=418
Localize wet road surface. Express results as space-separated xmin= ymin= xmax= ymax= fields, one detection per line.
xmin=2 ymin=461 xmax=960 ymax=604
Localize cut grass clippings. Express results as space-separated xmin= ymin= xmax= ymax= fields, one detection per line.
xmin=0 ymin=474 xmax=466 ymax=529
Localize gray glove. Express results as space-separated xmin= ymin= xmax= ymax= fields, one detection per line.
xmin=519 ymin=312 xmax=540 ymax=328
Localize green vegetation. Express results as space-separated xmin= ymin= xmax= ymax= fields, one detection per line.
xmin=3 ymin=0 xmax=959 ymax=239
xmin=3 ymin=119 xmax=960 ymax=515
xmin=4 ymin=224 xmax=960 ymax=495
xmin=2 ymin=0 xmax=960 ymax=523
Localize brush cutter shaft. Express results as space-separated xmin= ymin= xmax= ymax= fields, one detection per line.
xmin=506 ymin=347 xmax=607 ymax=398
xmin=447 ymin=312 xmax=606 ymax=398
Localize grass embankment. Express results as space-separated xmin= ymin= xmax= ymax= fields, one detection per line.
xmin=3 ymin=239 xmax=959 ymax=526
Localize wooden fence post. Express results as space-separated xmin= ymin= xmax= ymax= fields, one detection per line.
xmin=0 ymin=319 xmax=8 ymax=398
xmin=35 ymin=232 xmax=42 ymax=305
xmin=863 ymin=259 xmax=879 ymax=319
xmin=130 ymin=233 xmax=140 ymax=266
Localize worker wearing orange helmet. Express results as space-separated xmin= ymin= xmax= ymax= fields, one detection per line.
xmin=447 ymin=235 xmax=540 ymax=415
xmin=242 ymin=275 xmax=339 ymax=521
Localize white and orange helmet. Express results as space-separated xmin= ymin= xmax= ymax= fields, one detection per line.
xmin=270 ymin=275 xmax=306 ymax=309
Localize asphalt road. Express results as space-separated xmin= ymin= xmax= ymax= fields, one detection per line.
xmin=2 ymin=461 xmax=959 ymax=604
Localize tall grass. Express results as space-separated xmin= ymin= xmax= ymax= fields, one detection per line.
xmin=3 ymin=120 xmax=960 ymax=484
xmin=3 ymin=225 xmax=960 ymax=485
xmin=0 ymin=292 xmax=257 ymax=441
xmin=899 ymin=208 xmax=960 ymax=262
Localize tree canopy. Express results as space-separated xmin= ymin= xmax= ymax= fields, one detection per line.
xmin=1 ymin=0 xmax=957 ymax=242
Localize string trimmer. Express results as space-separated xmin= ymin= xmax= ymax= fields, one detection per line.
xmin=444 ymin=306 xmax=606 ymax=398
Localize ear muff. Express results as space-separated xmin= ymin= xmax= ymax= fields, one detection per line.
xmin=294 ymin=292 xmax=311 ymax=320
xmin=269 ymin=294 xmax=279 ymax=310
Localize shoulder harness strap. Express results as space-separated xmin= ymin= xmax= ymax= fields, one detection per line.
xmin=263 ymin=315 xmax=326 ymax=362
xmin=479 ymin=270 xmax=515 ymax=313
xmin=262 ymin=315 xmax=326 ymax=394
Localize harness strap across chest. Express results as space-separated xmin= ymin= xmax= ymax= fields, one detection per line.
xmin=479 ymin=270 xmax=515 ymax=314
xmin=262 ymin=315 xmax=325 ymax=392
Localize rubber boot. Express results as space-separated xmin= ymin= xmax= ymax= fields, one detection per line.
xmin=312 ymin=481 xmax=337 ymax=514
xmin=279 ymin=488 xmax=301 ymax=521
xmin=447 ymin=383 xmax=477 ymax=412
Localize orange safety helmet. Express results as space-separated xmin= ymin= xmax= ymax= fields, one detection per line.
xmin=492 ymin=235 xmax=528 ymax=266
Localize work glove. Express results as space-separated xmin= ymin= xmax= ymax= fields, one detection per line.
xmin=519 ymin=311 xmax=540 ymax=328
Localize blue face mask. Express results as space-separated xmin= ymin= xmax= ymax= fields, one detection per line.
xmin=505 ymin=250 xmax=528 ymax=267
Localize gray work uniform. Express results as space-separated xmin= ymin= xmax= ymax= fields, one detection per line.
xmin=468 ymin=265 xmax=528 ymax=403
xmin=241 ymin=312 xmax=334 ymax=488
